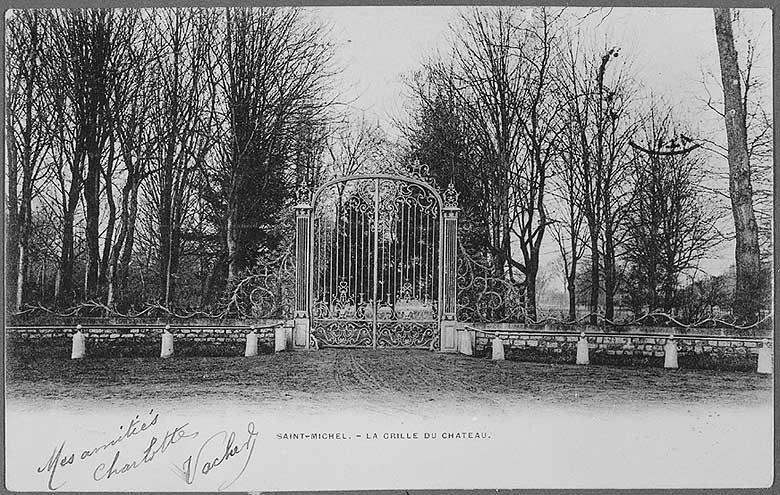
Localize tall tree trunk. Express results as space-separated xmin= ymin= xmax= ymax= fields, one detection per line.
xmin=603 ymin=222 xmax=616 ymax=321
xmin=567 ymin=272 xmax=577 ymax=322
xmin=84 ymin=150 xmax=101 ymax=298
xmin=56 ymin=201 xmax=78 ymax=307
xmin=118 ymin=181 xmax=139 ymax=293
xmin=16 ymin=230 xmax=28 ymax=310
xmin=99 ymin=145 xmax=116 ymax=293
xmin=567 ymin=209 xmax=578 ymax=321
xmin=226 ymin=205 xmax=240 ymax=286
xmin=107 ymin=167 xmax=132 ymax=308
xmin=17 ymin=140 xmax=34 ymax=311
xmin=567 ymin=256 xmax=577 ymax=323
xmin=525 ymin=256 xmax=538 ymax=322
xmin=158 ymin=152 xmax=175 ymax=305
xmin=6 ymin=113 xmax=20 ymax=312
xmin=713 ymin=8 xmax=762 ymax=324
xmin=589 ymin=227 xmax=599 ymax=325
xmin=16 ymin=24 xmax=39 ymax=311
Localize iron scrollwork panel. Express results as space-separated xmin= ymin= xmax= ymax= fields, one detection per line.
xmin=311 ymin=319 xmax=373 ymax=348
xmin=376 ymin=321 xmax=438 ymax=348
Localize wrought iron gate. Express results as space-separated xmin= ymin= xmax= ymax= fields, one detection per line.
xmin=307 ymin=175 xmax=442 ymax=349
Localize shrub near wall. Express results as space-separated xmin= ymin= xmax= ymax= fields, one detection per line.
xmin=5 ymin=318 xmax=290 ymax=359
xmin=472 ymin=323 xmax=771 ymax=372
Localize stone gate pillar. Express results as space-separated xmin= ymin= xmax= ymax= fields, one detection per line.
xmin=440 ymin=182 xmax=460 ymax=352
xmin=293 ymin=187 xmax=312 ymax=350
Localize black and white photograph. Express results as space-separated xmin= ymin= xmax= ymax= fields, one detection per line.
xmin=4 ymin=4 xmax=775 ymax=491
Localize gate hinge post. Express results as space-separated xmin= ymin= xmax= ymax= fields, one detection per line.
xmin=294 ymin=186 xmax=313 ymax=350
xmin=440 ymin=181 xmax=460 ymax=352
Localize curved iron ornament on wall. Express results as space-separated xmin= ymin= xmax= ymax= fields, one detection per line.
xmin=225 ymin=247 xmax=296 ymax=319
xmin=456 ymin=242 xmax=525 ymax=323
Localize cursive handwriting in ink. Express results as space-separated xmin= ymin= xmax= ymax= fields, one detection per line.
xmin=37 ymin=409 xmax=160 ymax=491
xmin=81 ymin=409 xmax=160 ymax=461
xmin=93 ymin=422 xmax=198 ymax=482
xmin=37 ymin=441 xmax=72 ymax=491
xmin=171 ymin=422 xmax=259 ymax=491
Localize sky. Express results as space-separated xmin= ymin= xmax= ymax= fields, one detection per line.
xmin=307 ymin=6 xmax=773 ymax=296
xmin=314 ymin=7 xmax=771 ymax=131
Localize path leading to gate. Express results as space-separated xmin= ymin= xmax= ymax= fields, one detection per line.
xmin=7 ymin=349 xmax=771 ymax=417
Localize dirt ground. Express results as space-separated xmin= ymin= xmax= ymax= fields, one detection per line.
xmin=5 ymin=349 xmax=775 ymax=490
xmin=6 ymin=348 xmax=772 ymax=416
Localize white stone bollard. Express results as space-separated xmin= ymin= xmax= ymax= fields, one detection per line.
xmin=245 ymin=328 xmax=258 ymax=357
xmin=576 ymin=332 xmax=589 ymax=365
xmin=664 ymin=334 xmax=678 ymax=369
xmin=459 ymin=329 xmax=474 ymax=356
xmin=71 ymin=325 xmax=85 ymax=359
xmin=757 ymin=340 xmax=773 ymax=375
xmin=491 ymin=337 xmax=505 ymax=361
xmin=161 ymin=325 xmax=174 ymax=358
xmin=274 ymin=325 xmax=287 ymax=352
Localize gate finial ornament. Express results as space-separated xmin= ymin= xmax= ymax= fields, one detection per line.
xmin=443 ymin=181 xmax=459 ymax=208
xmin=296 ymin=182 xmax=312 ymax=205
xmin=409 ymin=159 xmax=436 ymax=187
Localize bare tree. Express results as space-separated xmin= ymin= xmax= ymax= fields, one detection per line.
xmin=550 ymin=121 xmax=586 ymax=321
xmin=405 ymin=8 xmax=566 ymax=320
xmin=326 ymin=116 xmax=385 ymax=179
xmin=598 ymin=60 xmax=638 ymax=322
xmin=142 ymin=8 xmax=218 ymax=307
xmin=441 ymin=9 xmax=519 ymax=282
xmin=507 ymin=8 xmax=566 ymax=321
xmin=214 ymin=7 xmax=336 ymax=287
xmin=39 ymin=12 xmax=84 ymax=308
xmin=46 ymin=10 xmax=131 ymax=300
xmin=6 ymin=10 xmax=53 ymax=310
xmin=558 ymin=36 xmax=637 ymax=323
xmin=105 ymin=11 xmax=157 ymax=308
xmin=624 ymin=105 xmax=720 ymax=314
xmin=712 ymin=8 xmax=763 ymax=323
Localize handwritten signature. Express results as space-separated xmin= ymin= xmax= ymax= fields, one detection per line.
xmin=171 ymin=422 xmax=259 ymax=491
xmin=92 ymin=422 xmax=198 ymax=482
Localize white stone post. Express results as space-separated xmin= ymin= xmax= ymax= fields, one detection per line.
xmin=664 ymin=334 xmax=678 ymax=369
xmin=458 ymin=327 xmax=474 ymax=356
xmin=71 ymin=324 xmax=85 ymax=359
xmin=757 ymin=339 xmax=773 ymax=374
xmin=161 ymin=324 xmax=174 ymax=358
xmin=245 ymin=326 xmax=258 ymax=357
xmin=576 ymin=332 xmax=589 ymax=365
xmin=275 ymin=325 xmax=287 ymax=352
xmin=491 ymin=337 xmax=505 ymax=361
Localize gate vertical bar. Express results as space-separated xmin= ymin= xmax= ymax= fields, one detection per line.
xmin=372 ymin=178 xmax=380 ymax=349
xmin=294 ymin=186 xmax=312 ymax=350
xmin=440 ymin=181 xmax=460 ymax=352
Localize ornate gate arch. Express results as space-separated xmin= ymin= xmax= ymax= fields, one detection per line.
xmin=292 ymin=172 xmax=460 ymax=351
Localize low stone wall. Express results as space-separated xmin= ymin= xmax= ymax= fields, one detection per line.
xmin=5 ymin=318 xmax=773 ymax=371
xmin=468 ymin=323 xmax=772 ymax=371
xmin=6 ymin=318 xmax=291 ymax=358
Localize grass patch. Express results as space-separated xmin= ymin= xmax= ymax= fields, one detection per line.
xmin=678 ymin=352 xmax=757 ymax=372
xmin=492 ymin=346 xmax=756 ymax=371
